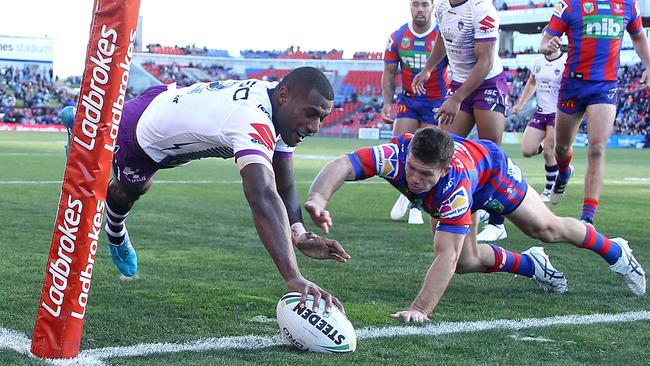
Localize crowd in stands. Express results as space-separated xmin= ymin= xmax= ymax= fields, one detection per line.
xmin=0 ymin=65 xmax=76 ymax=124
xmin=141 ymin=62 xmax=238 ymax=86
xmin=145 ymin=43 xmax=230 ymax=58
xmin=240 ymin=46 xmax=343 ymax=60
xmin=3 ymin=54 xmax=649 ymax=144
xmin=493 ymin=0 xmax=553 ymax=11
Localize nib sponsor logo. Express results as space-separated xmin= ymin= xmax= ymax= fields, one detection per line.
xmin=584 ymin=16 xmax=623 ymax=39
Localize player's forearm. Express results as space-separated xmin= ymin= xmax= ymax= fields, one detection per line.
xmin=410 ymin=251 xmax=459 ymax=315
xmin=631 ymin=32 xmax=650 ymax=68
xmin=517 ymin=77 xmax=537 ymax=107
xmin=382 ymin=73 xmax=397 ymax=104
xmin=246 ymin=188 xmax=302 ymax=281
xmin=307 ymin=156 xmax=355 ymax=207
xmin=275 ymin=177 xmax=302 ymax=225
xmin=423 ymin=40 xmax=446 ymax=74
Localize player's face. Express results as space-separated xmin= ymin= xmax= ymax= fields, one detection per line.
xmin=276 ymin=87 xmax=332 ymax=147
xmin=405 ymin=155 xmax=448 ymax=193
xmin=410 ymin=0 xmax=433 ymax=28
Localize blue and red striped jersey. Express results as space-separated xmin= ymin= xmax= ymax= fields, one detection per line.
xmin=346 ymin=134 xmax=517 ymax=235
xmin=384 ymin=23 xmax=449 ymax=99
xmin=547 ymin=0 xmax=642 ymax=81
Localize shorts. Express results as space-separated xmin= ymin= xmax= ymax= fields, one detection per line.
xmin=395 ymin=94 xmax=443 ymax=125
xmin=448 ymin=72 xmax=510 ymax=116
xmin=112 ymin=85 xmax=169 ymax=189
xmin=473 ymin=140 xmax=528 ymax=215
xmin=528 ymin=112 xmax=555 ymax=131
xmin=557 ymin=79 xmax=618 ymax=114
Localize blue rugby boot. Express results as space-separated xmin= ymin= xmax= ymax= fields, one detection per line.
xmin=59 ymin=106 xmax=76 ymax=155
xmin=108 ymin=231 xmax=138 ymax=276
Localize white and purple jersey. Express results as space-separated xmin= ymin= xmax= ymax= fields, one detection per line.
xmin=531 ymin=53 xmax=566 ymax=114
xmin=135 ymin=80 xmax=294 ymax=172
xmin=435 ymin=0 xmax=503 ymax=83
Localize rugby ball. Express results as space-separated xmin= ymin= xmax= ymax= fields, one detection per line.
xmin=276 ymin=292 xmax=356 ymax=353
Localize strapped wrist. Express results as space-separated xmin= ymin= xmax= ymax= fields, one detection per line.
xmin=290 ymin=222 xmax=307 ymax=245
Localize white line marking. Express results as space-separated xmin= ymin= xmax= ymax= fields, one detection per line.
xmin=2 ymin=311 xmax=649 ymax=365
xmin=1 ymin=179 xmax=649 ymax=186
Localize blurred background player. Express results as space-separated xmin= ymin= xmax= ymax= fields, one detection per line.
xmin=63 ymin=67 xmax=350 ymax=311
xmin=512 ymin=35 xmax=566 ymax=202
xmin=382 ymin=0 xmax=449 ymax=225
xmin=412 ymin=0 xmax=510 ymax=241
xmin=305 ymin=128 xmax=646 ymax=322
xmin=540 ymin=0 xmax=650 ymax=224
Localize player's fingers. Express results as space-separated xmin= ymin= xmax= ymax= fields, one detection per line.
xmin=331 ymin=295 xmax=344 ymax=313
xmin=299 ymin=288 xmax=308 ymax=308
xmin=321 ymin=292 xmax=334 ymax=313
xmin=311 ymin=289 xmax=322 ymax=312
xmin=328 ymin=240 xmax=351 ymax=261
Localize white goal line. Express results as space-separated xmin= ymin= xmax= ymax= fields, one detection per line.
xmin=1 ymin=311 xmax=649 ymax=366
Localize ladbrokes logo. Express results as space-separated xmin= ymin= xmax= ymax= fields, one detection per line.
xmin=583 ymin=15 xmax=623 ymax=39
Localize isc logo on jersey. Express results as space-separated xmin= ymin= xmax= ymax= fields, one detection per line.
xmin=583 ymin=15 xmax=623 ymax=39
xmin=439 ymin=186 xmax=470 ymax=220
xmin=372 ymin=144 xmax=399 ymax=179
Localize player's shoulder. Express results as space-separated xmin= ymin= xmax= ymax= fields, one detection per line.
xmin=470 ymin=0 xmax=496 ymax=12
xmin=390 ymin=23 xmax=411 ymax=38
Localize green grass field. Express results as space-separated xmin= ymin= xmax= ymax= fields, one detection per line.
xmin=1 ymin=131 xmax=650 ymax=365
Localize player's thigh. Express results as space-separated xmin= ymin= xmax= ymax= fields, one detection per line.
xmin=554 ymin=110 xmax=583 ymax=148
xmin=392 ymin=117 xmax=420 ymax=135
xmin=521 ymin=126 xmax=546 ymax=156
xmin=474 ymin=109 xmax=505 ymax=144
xmin=441 ymin=110 xmax=474 ymax=137
xmin=585 ymin=103 xmax=616 ymax=144
xmin=507 ymin=186 xmax=558 ymax=237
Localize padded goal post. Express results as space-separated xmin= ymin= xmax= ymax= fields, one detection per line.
xmin=31 ymin=0 xmax=141 ymax=359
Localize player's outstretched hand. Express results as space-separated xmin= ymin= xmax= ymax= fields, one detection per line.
xmin=390 ymin=309 xmax=430 ymax=323
xmin=411 ymin=69 xmax=431 ymax=95
xmin=435 ymin=95 xmax=461 ymax=125
xmin=286 ymin=275 xmax=344 ymax=313
xmin=381 ymin=104 xmax=395 ymax=124
xmin=304 ymin=200 xmax=332 ymax=235
xmin=295 ymin=232 xmax=351 ymax=262
xmin=512 ymin=103 xmax=523 ymax=115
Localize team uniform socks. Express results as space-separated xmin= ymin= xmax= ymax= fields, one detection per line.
xmin=581 ymin=224 xmax=621 ymax=265
xmin=555 ymin=153 xmax=573 ymax=182
xmin=544 ymin=164 xmax=558 ymax=193
xmin=581 ymin=197 xmax=598 ymax=223
xmin=488 ymin=213 xmax=505 ymax=226
xmin=487 ymin=244 xmax=535 ymax=277
xmin=105 ymin=194 xmax=131 ymax=245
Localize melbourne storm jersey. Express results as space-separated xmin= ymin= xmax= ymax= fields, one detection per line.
xmin=531 ymin=53 xmax=567 ymax=113
xmin=435 ymin=0 xmax=503 ymax=83
xmin=135 ymin=80 xmax=294 ymax=171
xmin=547 ymin=0 xmax=643 ymax=81
xmin=385 ymin=22 xmax=449 ymax=99
xmin=346 ymin=134 xmax=527 ymax=235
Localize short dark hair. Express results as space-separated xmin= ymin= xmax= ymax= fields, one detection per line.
xmin=278 ymin=67 xmax=334 ymax=101
xmin=409 ymin=127 xmax=455 ymax=168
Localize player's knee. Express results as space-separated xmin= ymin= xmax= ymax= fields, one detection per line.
xmin=588 ymin=142 xmax=606 ymax=159
xmin=555 ymin=144 xmax=571 ymax=157
xmin=522 ymin=149 xmax=536 ymax=158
